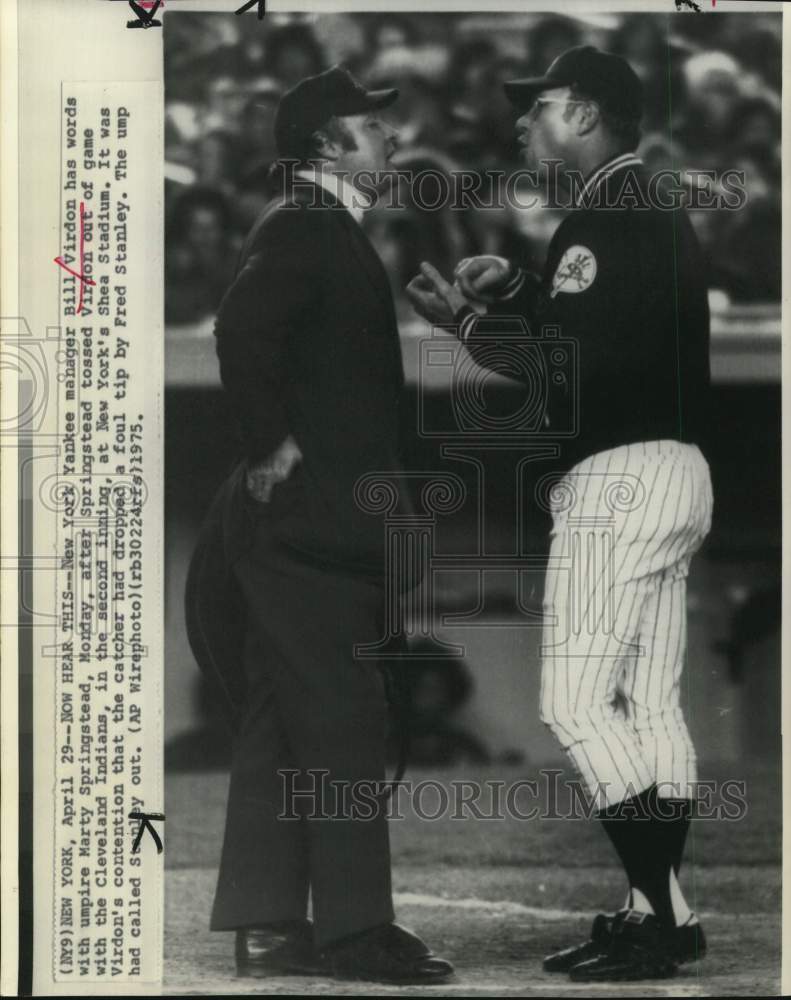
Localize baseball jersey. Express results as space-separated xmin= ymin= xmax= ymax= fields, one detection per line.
xmin=457 ymin=153 xmax=711 ymax=471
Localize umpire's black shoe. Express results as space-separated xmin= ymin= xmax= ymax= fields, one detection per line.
xmin=569 ymin=910 xmax=677 ymax=982
xmin=544 ymin=910 xmax=707 ymax=972
xmin=235 ymin=919 xmax=321 ymax=977
xmin=321 ymin=922 xmax=454 ymax=984
xmin=543 ymin=912 xmax=612 ymax=972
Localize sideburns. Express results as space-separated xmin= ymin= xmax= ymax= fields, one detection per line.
xmin=328 ymin=116 xmax=359 ymax=153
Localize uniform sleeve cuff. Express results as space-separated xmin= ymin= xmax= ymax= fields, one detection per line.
xmin=497 ymin=268 xmax=526 ymax=300
xmin=454 ymin=304 xmax=481 ymax=343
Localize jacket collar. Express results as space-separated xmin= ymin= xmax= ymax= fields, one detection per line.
xmin=288 ymin=175 xmax=394 ymax=316
xmin=295 ymin=168 xmax=370 ymax=225
xmin=574 ymin=152 xmax=644 ymax=208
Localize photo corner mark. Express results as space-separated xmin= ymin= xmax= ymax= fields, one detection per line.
xmin=130 ymin=811 xmax=165 ymax=854
xmin=126 ymin=0 xmax=163 ymax=30
xmin=235 ymin=0 xmax=267 ymax=19
xmin=117 ymin=0 xmax=266 ymax=29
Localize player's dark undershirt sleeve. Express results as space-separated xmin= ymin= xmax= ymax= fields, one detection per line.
xmin=453 ymin=269 xmax=544 ymax=372
xmin=454 ymin=221 xmax=642 ymax=389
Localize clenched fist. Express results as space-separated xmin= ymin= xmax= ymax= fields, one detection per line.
xmin=453 ymin=255 xmax=516 ymax=303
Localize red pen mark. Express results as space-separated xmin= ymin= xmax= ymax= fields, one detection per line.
xmin=127 ymin=0 xmax=163 ymax=27
xmin=54 ymin=201 xmax=95 ymax=315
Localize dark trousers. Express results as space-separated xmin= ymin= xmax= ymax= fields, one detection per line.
xmin=209 ymin=504 xmax=395 ymax=947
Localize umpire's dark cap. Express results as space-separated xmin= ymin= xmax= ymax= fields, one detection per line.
xmin=504 ymin=45 xmax=642 ymax=120
xmin=275 ymin=65 xmax=398 ymax=158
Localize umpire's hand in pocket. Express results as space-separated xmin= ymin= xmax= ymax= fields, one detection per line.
xmin=245 ymin=434 xmax=303 ymax=503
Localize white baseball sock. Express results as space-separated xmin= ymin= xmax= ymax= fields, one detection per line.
xmin=669 ymin=868 xmax=697 ymax=926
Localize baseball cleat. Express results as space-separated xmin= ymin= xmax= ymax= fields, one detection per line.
xmin=544 ymin=910 xmax=706 ymax=973
xmin=676 ymin=917 xmax=707 ymax=963
xmin=568 ymin=910 xmax=677 ymax=982
xmin=543 ymin=912 xmax=612 ymax=972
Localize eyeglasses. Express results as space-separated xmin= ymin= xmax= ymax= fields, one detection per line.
xmin=525 ymin=98 xmax=589 ymax=121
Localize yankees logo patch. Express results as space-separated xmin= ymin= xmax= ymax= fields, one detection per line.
xmin=550 ymin=245 xmax=598 ymax=297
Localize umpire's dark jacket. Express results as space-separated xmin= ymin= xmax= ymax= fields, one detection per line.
xmin=186 ymin=179 xmax=410 ymax=720
xmin=459 ymin=154 xmax=711 ymax=471
xmin=186 ymin=179 xmax=411 ymax=944
xmin=216 ymin=179 xmax=409 ymax=572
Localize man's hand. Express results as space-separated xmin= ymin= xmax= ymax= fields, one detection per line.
xmin=454 ymin=255 xmax=515 ymax=303
xmin=406 ymin=262 xmax=470 ymax=323
xmin=246 ymin=434 xmax=303 ymax=503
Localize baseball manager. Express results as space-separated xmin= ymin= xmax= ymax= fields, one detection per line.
xmin=408 ymin=45 xmax=713 ymax=983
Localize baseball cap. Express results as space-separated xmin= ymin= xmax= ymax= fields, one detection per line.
xmin=274 ymin=65 xmax=399 ymax=158
xmin=504 ymin=45 xmax=643 ymax=121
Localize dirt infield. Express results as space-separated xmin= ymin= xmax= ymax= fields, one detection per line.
xmin=164 ymin=765 xmax=781 ymax=996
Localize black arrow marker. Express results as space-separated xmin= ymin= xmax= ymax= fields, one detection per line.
xmin=129 ymin=811 xmax=165 ymax=854
xmin=235 ymin=0 xmax=266 ymax=19
xmin=127 ymin=0 xmax=162 ymax=28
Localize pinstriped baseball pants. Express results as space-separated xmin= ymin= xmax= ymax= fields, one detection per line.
xmin=539 ymin=441 xmax=713 ymax=808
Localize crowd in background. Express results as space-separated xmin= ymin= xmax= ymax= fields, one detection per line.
xmin=164 ymin=11 xmax=782 ymax=325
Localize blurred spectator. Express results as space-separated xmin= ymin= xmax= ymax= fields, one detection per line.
xmin=366 ymin=149 xmax=477 ymax=320
xmin=237 ymin=77 xmax=283 ymax=183
xmin=714 ymin=159 xmax=781 ymax=302
xmin=612 ymin=16 xmax=687 ymax=131
xmin=363 ymin=13 xmax=422 ymax=53
xmin=448 ymin=46 xmax=524 ymax=167
xmin=165 ymin=12 xmax=782 ymax=311
xmin=676 ymin=51 xmax=743 ymax=167
xmin=312 ymin=14 xmax=368 ymax=71
xmin=391 ymin=641 xmax=493 ymax=766
xmin=729 ymin=96 xmax=781 ymax=182
xmin=236 ymin=29 xmax=267 ymax=81
xmin=166 ymin=187 xmax=239 ymax=325
xmin=264 ymin=22 xmax=326 ymax=88
xmin=235 ymin=165 xmax=282 ymax=234
xmin=447 ymin=36 xmax=499 ymax=124
xmin=638 ymin=132 xmax=685 ymax=174
xmin=717 ymin=198 xmax=781 ymax=302
xmin=165 ymin=104 xmax=200 ymax=172
xmin=164 ymin=16 xmax=242 ymax=102
xmin=203 ymin=75 xmax=249 ymax=134
xmin=726 ymin=24 xmax=782 ymax=94
xmin=367 ymin=46 xmax=450 ymax=149
xmin=523 ymin=15 xmax=583 ymax=77
xmin=194 ymin=128 xmax=242 ymax=197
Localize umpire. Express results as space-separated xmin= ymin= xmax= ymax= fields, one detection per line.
xmin=186 ymin=67 xmax=452 ymax=984
xmin=408 ymin=46 xmax=712 ymax=983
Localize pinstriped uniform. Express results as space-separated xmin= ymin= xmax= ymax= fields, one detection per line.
xmin=539 ymin=441 xmax=713 ymax=808
xmin=457 ymin=152 xmax=712 ymax=810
